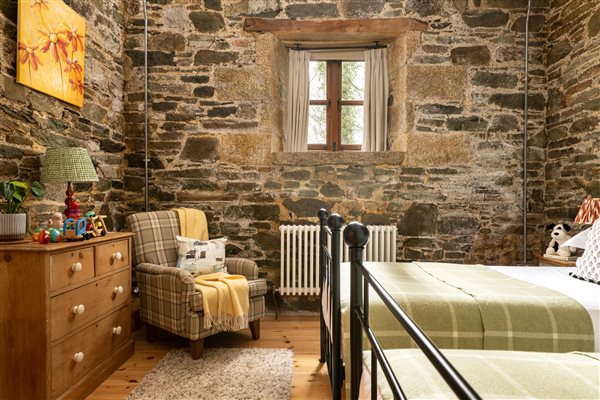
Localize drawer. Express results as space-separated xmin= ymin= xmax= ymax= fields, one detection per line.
xmin=49 ymin=247 xmax=95 ymax=292
xmin=51 ymin=305 xmax=130 ymax=399
xmin=95 ymin=239 xmax=129 ymax=275
xmin=50 ymin=269 xmax=130 ymax=341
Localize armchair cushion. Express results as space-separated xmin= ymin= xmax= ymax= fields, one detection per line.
xmin=128 ymin=211 xmax=180 ymax=267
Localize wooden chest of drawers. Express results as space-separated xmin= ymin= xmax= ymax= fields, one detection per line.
xmin=0 ymin=232 xmax=135 ymax=400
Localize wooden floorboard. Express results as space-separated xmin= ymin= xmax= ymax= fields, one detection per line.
xmin=86 ymin=315 xmax=332 ymax=399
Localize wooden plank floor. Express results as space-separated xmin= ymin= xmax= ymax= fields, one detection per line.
xmin=86 ymin=315 xmax=332 ymax=400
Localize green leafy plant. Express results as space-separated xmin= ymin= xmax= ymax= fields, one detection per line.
xmin=0 ymin=180 xmax=45 ymax=214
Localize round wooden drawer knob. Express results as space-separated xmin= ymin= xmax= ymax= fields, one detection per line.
xmin=112 ymin=326 xmax=122 ymax=335
xmin=72 ymin=304 xmax=85 ymax=315
xmin=71 ymin=262 xmax=83 ymax=272
xmin=73 ymin=352 xmax=84 ymax=363
xmin=113 ymin=252 xmax=123 ymax=261
xmin=113 ymin=286 xmax=124 ymax=295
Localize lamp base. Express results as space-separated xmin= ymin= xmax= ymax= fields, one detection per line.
xmin=64 ymin=182 xmax=81 ymax=220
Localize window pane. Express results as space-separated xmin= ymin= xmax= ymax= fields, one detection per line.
xmin=341 ymin=105 xmax=364 ymax=145
xmin=308 ymin=105 xmax=327 ymax=144
xmin=309 ymin=61 xmax=326 ymax=100
xmin=342 ymin=62 xmax=365 ymax=101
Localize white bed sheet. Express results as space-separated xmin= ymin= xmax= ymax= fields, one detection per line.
xmin=490 ymin=266 xmax=600 ymax=352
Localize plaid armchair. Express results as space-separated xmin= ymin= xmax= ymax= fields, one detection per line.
xmin=127 ymin=211 xmax=266 ymax=359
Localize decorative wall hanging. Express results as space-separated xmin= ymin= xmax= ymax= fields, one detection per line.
xmin=16 ymin=0 xmax=86 ymax=107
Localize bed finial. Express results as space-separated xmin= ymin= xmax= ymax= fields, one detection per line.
xmin=327 ymin=214 xmax=344 ymax=230
xmin=317 ymin=208 xmax=329 ymax=223
xmin=344 ymin=222 xmax=370 ymax=249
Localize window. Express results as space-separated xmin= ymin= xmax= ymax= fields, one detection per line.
xmin=308 ymin=60 xmax=365 ymax=151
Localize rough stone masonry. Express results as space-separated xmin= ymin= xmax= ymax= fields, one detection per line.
xmin=1 ymin=0 xmax=598 ymax=310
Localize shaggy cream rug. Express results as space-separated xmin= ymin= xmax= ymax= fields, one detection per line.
xmin=127 ymin=348 xmax=294 ymax=400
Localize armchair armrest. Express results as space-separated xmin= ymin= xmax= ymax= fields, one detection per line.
xmin=226 ymin=258 xmax=259 ymax=280
xmin=135 ymin=263 xmax=203 ymax=333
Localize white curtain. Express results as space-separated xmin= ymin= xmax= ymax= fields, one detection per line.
xmin=363 ymin=48 xmax=389 ymax=152
xmin=284 ymin=50 xmax=311 ymax=152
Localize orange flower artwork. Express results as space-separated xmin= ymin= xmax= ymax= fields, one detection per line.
xmin=18 ymin=40 xmax=43 ymax=82
xmin=16 ymin=0 xmax=86 ymax=107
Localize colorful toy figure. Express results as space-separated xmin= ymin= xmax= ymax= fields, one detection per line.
xmin=47 ymin=212 xmax=64 ymax=229
xmin=63 ymin=218 xmax=87 ymax=241
xmin=38 ymin=229 xmax=50 ymax=244
xmin=84 ymin=210 xmax=108 ymax=239
xmin=48 ymin=228 xmax=63 ymax=243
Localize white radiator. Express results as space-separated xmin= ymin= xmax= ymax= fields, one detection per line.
xmin=278 ymin=224 xmax=397 ymax=296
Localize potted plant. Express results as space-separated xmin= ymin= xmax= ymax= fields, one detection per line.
xmin=0 ymin=180 xmax=45 ymax=241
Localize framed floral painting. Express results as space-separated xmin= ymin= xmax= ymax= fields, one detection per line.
xmin=16 ymin=0 xmax=86 ymax=107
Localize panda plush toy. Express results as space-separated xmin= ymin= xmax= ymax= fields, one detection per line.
xmin=545 ymin=223 xmax=576 ymax=257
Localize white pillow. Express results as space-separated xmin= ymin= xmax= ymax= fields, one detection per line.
xmin=176 ymin=236 xmax=227 ymax=276
xmin=572 ymin=220 xmax=600 ymax=284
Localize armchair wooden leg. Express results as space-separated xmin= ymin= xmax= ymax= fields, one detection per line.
xmin=249 ymin=319 xmax=260 ymax=340
xmin=190 ymin=338 xmax=204 ymax=360
xmin=146 ymin=323 xmax=158 ymax=343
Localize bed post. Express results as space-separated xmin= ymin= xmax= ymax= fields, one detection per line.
xmin=317 ymin=208 xmax=328 ymax=363
xmin=344 ymin=222 xmax=370 ymax=400
xmin=328 ymin=213 xmax=344 ymax=400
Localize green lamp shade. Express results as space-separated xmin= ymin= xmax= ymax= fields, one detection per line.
xmin=41 ymin=147 xmax=99 ymax=183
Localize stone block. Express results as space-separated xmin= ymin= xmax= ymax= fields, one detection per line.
xmin=590 ymin=9 xmax=600 ymax=38
xmin=511 ymin=15 xmax=545 ymax=32
xmin=283 ymin=198 xmax=331 ymax=218
xmin=181 ymin=135 xmax=220 ymax=162
xmin=215 ymin=68 xmax=268 ymax=101
xmin=320 ymin=182 xmax=344 ymax=198
xmin=406 ymin=132 xmax=473 ymax=166
xmin=472 ymin=71 xmax=518 ymax=89
xmin=189 ymin=11 xmax=225 ymax=32
xmin=489 ymin=93 xmax=545 ymax=111
xmin=407 ymin=65 xmax=467 ymax=102
xmin=462 ymin=9 xmax=509 ymax=27
xmin=398 ymin=203 xmax=438 ymax=236
xmin=224 ymin=0 xmax=281 ymax=18
xmin=438 ymin=216 xmax=479 ymax=235
xmin=547 ymin=40 xmax=572 ymax=66
xmin=150 ymin=32 xmax=185 ymax=51
xmin=451 ymin=46 xmax=491 ymax=66
xmin=220 ymin=133 xmax=271 ymax=165
xmin=194 ymin=50 xmax=238 ymax=65
xmin=406 ymin=0 xmax=446 ymax=17
xmin=339 ymin=0 xmax=385 ymax=17
xmin=285 ymin=3 xmax=338 ymax=19
xmin=447 ymin=116 xmax=488 ymax=132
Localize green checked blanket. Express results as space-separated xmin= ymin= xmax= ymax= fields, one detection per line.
xmin=363 ymin=350 xmax=600 ymax=399
xmin=339 ymin=262 xmax=595 ymax=395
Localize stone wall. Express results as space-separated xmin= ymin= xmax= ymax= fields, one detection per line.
xmin=545 ymin=0 xmax=600 ymax=222
xmin=0 ymin=0 xmax=126 ymax=228
xmin=121 ymin=0 xmax=551 ymax=309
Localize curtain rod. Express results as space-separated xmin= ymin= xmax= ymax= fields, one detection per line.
xmin=290 ymin=41 xmax=387 ymax=51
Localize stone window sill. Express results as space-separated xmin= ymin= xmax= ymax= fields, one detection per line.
xmin=271 ymin=151 xmax=405 ymax=166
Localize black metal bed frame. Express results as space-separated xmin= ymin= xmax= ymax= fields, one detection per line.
xmin=318 ymin=209 xmax=482 ymax=400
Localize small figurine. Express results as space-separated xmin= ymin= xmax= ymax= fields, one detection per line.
xmin=48 ymin=228 xmax=63 ymax=243
xmin=48 ymin=212 xmax=64 ymax=229
xmin=84 ymin=210 xmax=108 ymax=239
xmin=38 ymin=229 xmax=50 ymax=244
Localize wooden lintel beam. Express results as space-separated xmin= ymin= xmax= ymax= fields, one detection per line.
xmin=243 ymin=17 xmax=428 ymax=35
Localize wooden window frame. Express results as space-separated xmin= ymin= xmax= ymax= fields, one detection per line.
xmin=308 ymin=61 xmax=364 ymax=152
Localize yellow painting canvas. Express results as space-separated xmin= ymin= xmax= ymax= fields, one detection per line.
xmin=16 ymin=0 xmax=86 ymax=107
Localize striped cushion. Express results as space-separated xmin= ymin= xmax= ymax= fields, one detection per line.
xmin=128 ymin=211 xmax=179 ymax=267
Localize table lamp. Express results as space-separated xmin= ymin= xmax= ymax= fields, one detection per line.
xmin=564 ymin=195 xmax=600 ymax=250
xmin=41 ymin=148 xmax=99 ymax=219
xmin=574 ymin=195 xmax=600 ymax=225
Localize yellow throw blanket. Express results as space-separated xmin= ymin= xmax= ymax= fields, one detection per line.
xmin=174 ymin=208 xmax=208 ymax=240
xmin=194 ymin=272 xmax=249 ymax=332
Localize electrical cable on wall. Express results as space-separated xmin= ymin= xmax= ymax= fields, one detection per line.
xmin=143 ymin=0 xmax=149 ymax=212
xmin=523 ymin=0 xmax=532 ymax=264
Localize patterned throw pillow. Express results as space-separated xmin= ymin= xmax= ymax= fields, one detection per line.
xmin=176 ymin=236 xmax=227 ymax=276
xmin=572 ymin=219 xmax=600 ymax=284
